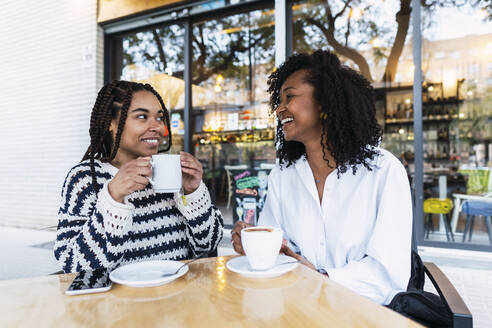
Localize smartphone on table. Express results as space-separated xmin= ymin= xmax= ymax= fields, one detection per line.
xmin=65 ymin=268 xmax=113 ymax=296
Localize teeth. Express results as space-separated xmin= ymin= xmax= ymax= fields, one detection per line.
xmin=281 ymin=117 xmax=293 ymax=125
xmin=143 ymin=139 xmax=158 ymax=144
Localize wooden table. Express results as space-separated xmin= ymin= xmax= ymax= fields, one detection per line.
xmin=0 ymin=256 xmax=421 ymax=327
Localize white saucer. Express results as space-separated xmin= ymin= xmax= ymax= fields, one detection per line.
xmin=226 ymin=255 xmax=298 ymax=279
xmin=110 ymin=260 xmax=188 ymax=288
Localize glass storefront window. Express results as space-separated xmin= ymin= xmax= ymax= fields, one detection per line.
xmin=119 ymin=24 xmax=186 ymax=153
xmin=292 ymin=0 xmax=415 ymax=158
xmin=420 ymin=4 xmax=492 ymax=245
xmin=292 ymin=1 xmax=492 ymax=247
xmin=106 ymin=0 xmax=491 ymax=248
xmin=191 ymin=8 xmax=276 ymax=225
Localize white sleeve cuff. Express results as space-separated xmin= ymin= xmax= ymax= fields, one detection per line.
xmin=322 ymin=261 xmax=393 ymax=305
xmin=324 ymin=267 xmax=340 ymax=282
xmin=97 ymin=181 xmax=134 ymax=236
xmin=173 ymin=181 xmax=212 ymax=218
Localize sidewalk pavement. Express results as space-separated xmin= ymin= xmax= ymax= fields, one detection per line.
xmin=0 ymin=227 xmax=60 ymax=280
xmin=1 ymin=226 xmax=491 ymax=327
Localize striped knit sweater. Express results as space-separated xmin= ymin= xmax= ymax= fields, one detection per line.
xmin=54 ymin=160 xmax=224 ymax=273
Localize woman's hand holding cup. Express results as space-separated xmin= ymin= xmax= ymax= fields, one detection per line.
xmin=180 ymin=151 xmax=203 ymax=194
xmin=241 ymin=226 xmax=283 ymax=270
xmin=108 ymin=157 xmax=152 ymax=203
xmin=233 ymin=220 xmax=317 ymax=271
xmin=231 ymin=221 xmax=253 ymax=255
xmin=280 ymin=244 xmax=316 ymax=271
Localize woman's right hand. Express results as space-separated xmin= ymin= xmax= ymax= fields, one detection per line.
xmin=231 ymin=221 xmax=253 ymax=255
xmin=280 ymin=245 xmax=316 ymax=271
xmin=108 ymin=157 xmax=152 ymax=203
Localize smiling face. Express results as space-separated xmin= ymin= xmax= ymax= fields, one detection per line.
xmin=111 ymin=91 xmax=166 ymax=165
xmin=276 ymin=69 xmax=323 ymax=144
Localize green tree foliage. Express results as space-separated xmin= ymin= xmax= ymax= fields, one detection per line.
xmin=122 ymin=10 xmax=274 ymax=86
xmin=295 ymin=0 xmax=491 ymax=82
xmin=121 ymin=1 xmax=490 ymax=84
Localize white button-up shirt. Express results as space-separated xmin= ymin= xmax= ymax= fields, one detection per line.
xmin=258 ymin=148 xmax=412 ymax=305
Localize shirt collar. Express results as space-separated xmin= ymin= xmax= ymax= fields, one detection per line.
xmin=295 ymin=156 xmax=320 ymax=203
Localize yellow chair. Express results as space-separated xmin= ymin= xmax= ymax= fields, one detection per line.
xmin=424 ymin=198 xmax=454 ymax=242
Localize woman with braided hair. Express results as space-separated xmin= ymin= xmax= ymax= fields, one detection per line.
xmin=54 ymin=80 xmax=223 ymax=273
xmin=231 ymin=50 xmax=412 ymax=305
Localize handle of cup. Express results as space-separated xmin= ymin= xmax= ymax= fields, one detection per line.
xmin=147 ymin=159 xmax=155 ymax=185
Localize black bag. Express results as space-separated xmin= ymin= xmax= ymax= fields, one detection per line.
xmin=387 ymin=251 xmax=453 ymax=327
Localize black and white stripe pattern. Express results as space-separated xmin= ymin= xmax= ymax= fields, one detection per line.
xmin=54 ymin=160 xmax=224 ymax=273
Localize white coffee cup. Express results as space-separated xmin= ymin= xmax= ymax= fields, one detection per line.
xmin=241 ymin=226 xmax=283 ymax=271
xmin=148 ymin=154 xmax=182 ymax=193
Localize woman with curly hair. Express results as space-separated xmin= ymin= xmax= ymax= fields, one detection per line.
xmin=232 ymin=50 xmax=412 ymax=305
xmin=54 ymin=80 xmax=223 ymax=273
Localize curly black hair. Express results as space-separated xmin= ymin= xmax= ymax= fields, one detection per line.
xmin=268 ymin=50 xmax=382 ymax=175
xmin=82 ymin=80 xmax=171 ymax=192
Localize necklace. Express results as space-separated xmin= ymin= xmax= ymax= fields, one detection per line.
xmin=312 ymin=164 xmax=335 ymax=185
xmin=314 ymin=168 xmax=334 ymax=184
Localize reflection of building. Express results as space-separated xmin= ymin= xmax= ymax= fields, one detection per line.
xmin=398 ymin=34 xmax=492 ymax=97
xmin=377 ymin=34 xmax=492 ymax=162
xmin=123 ymin=64 xmax=215 ymax=109
xmin=363 ymin=33 xmax=492 ymax=96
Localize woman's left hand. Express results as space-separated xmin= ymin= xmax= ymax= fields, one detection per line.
xmin=180 ymin=151 xmax=203 ymax=194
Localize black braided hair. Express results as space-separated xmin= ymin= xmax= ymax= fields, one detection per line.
xmin=268 ymin=50 xmax=382 ymax=176
xmin=82 ymin=80 xmax=172 ymax=192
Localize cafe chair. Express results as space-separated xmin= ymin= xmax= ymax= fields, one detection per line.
xmin=422 ymin=257 xmax=473 ymax=328
xmin=424 ymin=198 xmax=454 ymax=242
xmin=461 ymin=200 xmax=492 ymax=244
xmin=259 ymin=163 xmax=276 ymax=170
xmin=224 ymin=165 xmax=248 ymax=208
xmin=388 ymin=232 xmax=472 ymax=327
